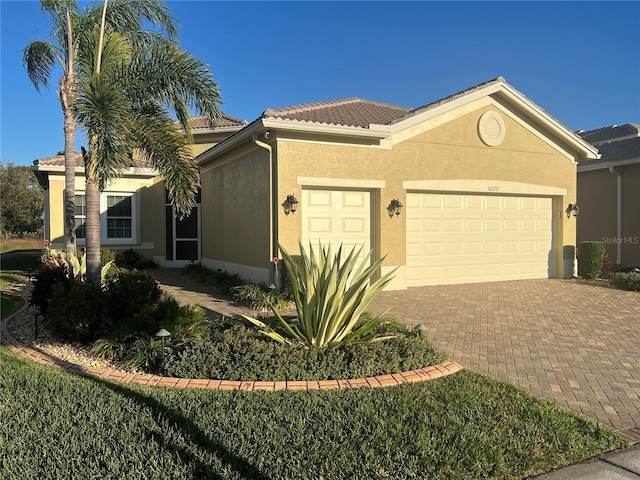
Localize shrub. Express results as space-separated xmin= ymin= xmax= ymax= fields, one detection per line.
xmin=29 ymin=262 xmax=69 ymax=313
xmin=123 ymin=336 xmax=164 ymax=370
xmin=231 ymin=283 xmax=289 ymax=311
xmin=132 ymin=294 xmax=209 ymax=341
xmin=104 ymin=270 xmax=162 ymax=326
xmin=47 ymin=281 xmax=107 ymax=342
xmin=163 ymin=318 xmax=446 ymax=381
xmin=116 ymin=248 xmax=155 ymax=270
xmin=244 ymin=242 xmax=397 ymax=347
xmin=183 ymin=263 xmax=243 ymax=295
xmin=577 ymin=241 xmax=606 ymax=279
xmin=609 ymin=272 xmax=640 ymax=292
xmin=101 ymin=248 xmax=116 ymax=267
xmin=90 ymin=294 xmax=208 ymax=366
xmin=602 ymin=253 xmax=614 ymax=279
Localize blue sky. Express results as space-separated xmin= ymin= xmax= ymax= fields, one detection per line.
xmin=1 ymin=1 xmax=638 ymax=166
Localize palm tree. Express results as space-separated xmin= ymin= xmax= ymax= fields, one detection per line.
xmin=23 ymin=0 xmax=184 ymax=258
xmin=25 ymin=0 xmax=221 ymax=280
xmin=74 ymin=1 xmax=221 ymax=280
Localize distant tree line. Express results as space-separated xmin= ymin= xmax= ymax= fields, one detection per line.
xmin=0 ymin=162 xmax=43 ymax=238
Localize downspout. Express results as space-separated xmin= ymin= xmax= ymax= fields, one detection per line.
xmin=608 ymin=166 xmax=622 ymax=265
xmin=252 ymin=133 xmax=276 ymax=285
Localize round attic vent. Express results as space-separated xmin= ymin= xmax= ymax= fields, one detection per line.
xmin=478 ymin=111 xmax=506 ymax=146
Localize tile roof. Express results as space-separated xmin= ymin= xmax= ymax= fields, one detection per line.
xmin=577 ymin=124 xmax=640 ymax=166
xmin=185 ymin=114 xmax=248 ymax=130
xmin=395 ymin=77 xmax=506 ymax=124
xmin=579 ymin=136 xmax=640 ymax=166
xmin=33 ymin=153 xmax=150 ymax=169
xmin=262 ymin=97 xmax=410 ymax=128
xmin=577 ymin=124 xmax=640 ymax=145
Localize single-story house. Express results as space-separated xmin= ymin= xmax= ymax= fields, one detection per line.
xmin=32 ymin=114 xmax=248 ymax=266
xmin=576 ymin=124 xmax=640 ymax=268
xmin=34 ymin=77 xmax=599 ymax=289
xmin=196 ymin=77 xmax=597 ymax=289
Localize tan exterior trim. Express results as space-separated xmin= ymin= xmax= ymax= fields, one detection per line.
xmin=297 ymin=176 xmax=386 ymax=189
xmin=402 ymin=179 xmax=567 ymax=196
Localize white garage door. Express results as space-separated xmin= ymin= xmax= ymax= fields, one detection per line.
xmin=406 ymin=193 xmax=553 ymax=286
xmin=301 ymin=189 xmax=372 ymax=266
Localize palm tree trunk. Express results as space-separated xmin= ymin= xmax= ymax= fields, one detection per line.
xmin=61 ymin=93 xmax=77 ymax=258
xmin=85 ymin=163 xmax=101 ymax=282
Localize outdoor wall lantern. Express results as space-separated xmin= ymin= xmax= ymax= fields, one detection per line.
xmin=565 ymin=203 xmax=579 ymax=218
xmin=387 ymin=199 xmax=403 ymax=218
xmin=155 ymin=328 xmax=171 ymax=363
xmin=285 ymin=194 xmax=299 ymax=214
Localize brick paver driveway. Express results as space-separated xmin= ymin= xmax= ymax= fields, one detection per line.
xmin=369 ymin=279 xmax=640 ymax=438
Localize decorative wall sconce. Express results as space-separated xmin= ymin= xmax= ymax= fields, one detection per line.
xmin=387 ymin=199 xmax=403 ymax=218
xmin=284 ymin=194 xmax=299 ymax=215
xmin=565 ymin=203 xmax=579 ymax=218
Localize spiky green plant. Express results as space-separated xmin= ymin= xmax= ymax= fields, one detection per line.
xmin=244 ymin=242 xmax=397 ymax=348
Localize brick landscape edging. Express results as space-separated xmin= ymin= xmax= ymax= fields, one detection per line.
xmin=1 ymin=304 xmax=462 ymax=391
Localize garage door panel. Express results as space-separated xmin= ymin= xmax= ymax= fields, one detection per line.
xmin=342 ymin=192 xmax=366 ymax=208
xmin=308 ymin=190 xmax=332 ymax=207
xmin=302 ymin=189 xmax=372 ymax=267
xmin=407 ymin=193 xmax=553 ymax=286
xmin=307 ymin=217 xmax=332 ymax=234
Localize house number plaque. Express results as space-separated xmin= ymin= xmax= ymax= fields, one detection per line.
xmin=487 ymin=186 xmax=499 ymax=192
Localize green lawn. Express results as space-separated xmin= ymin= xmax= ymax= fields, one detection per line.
xmin=0 ymin=347 xmax=625 ymax=479
xmin=1 ymin=247 xmax=41 ymax=318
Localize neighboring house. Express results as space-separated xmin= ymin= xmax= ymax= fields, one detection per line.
xmin=576 ymin=124 xmax=640 ymax=268
xmin=196 ymin=77 xmax=597 ymax=290
xmin=32 ymin=114 xmax=247 ymax=266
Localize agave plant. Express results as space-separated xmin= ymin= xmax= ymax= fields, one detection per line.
xmin=244 ymin=242 xmax=397 ymax=348
xmin=46 ymin=248 xmax=114 ymax=284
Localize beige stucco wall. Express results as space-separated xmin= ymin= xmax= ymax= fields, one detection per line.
xmin=276 ymin=103 xmax=577 ymax=284
xmin=577 ymin=164 xmax=640 ymax=267
xmin=44 ymin=171 xmax=164 ymax=260
xmin=199 ymin=144 xmax=272 ymax=281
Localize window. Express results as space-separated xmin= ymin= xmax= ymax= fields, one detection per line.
xmin=71 ymin=191 xmax=136 ymax=244
xmin=106 ymin=195 xmax=132 ymax=239
xmin=75 ymin=194 xmax=86 ymax=239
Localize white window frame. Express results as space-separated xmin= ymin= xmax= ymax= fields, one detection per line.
xmin=74 ymin=193 xmax=87 ymax=240
xmin=73 ymin=191 xmax=137 ymax=245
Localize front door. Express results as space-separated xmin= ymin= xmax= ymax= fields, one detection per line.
xmin=165 ymin=189 xmax=201 ymax=267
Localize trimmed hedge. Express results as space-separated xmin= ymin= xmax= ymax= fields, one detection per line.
xmin=609 ymin=272 xmax=640 ymax=292
xmin=577 ymin=241 xmax=606 ymax=279
xmin=163 ymin=319 xmax=447 ymax=381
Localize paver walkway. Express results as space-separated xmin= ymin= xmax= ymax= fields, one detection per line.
xmin=368 ymin=279 xmax=640 ymax=441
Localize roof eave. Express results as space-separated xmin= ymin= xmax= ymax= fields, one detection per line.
xmin=386 ymin=78 xmax=600 ymax=161
xmin=31 ymin=164 xmax=157 ymax=178
xmin=197 ymin=118 xmax=391 ymax=166
xmin=578 ymin=157 xmax=640 ymax=172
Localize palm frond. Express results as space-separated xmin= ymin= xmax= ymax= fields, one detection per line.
xmin=83 ymin=0 xmax=178 ymax=40
xmin=23 ymin=40 xmax=61 ymax=91
xmin=126 ymin=111 xmax=200 ymax=218
xmin=127 ymin=39 xmax=222 ymax=136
